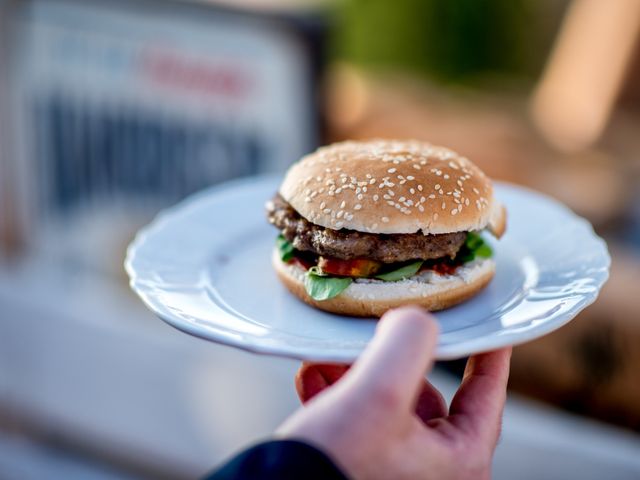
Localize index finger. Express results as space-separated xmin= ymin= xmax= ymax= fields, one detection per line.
xmin=346 ymin=306 xmax=439 ymax=411
xmin=448 ymin=348 xmax=512 ymax=445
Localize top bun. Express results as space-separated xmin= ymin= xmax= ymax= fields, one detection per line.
xmin=279 ymin=139 xmax=504 ymax=235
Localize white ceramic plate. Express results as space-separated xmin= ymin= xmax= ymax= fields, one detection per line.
xmin=125 ymin=175 xmax=610 ymax=362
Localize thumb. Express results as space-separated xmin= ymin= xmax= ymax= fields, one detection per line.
xmin=346 ymin=306 xmax=439 ymax=411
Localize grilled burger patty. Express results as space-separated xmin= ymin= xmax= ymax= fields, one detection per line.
xmin=266 ymin=194 xmax=466 ymax=263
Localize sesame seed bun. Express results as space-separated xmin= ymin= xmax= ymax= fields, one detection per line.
xmin=279 ymin=139 xmax=505 ymax=236
xmin=273 ymin=248 xmax=496 ymax=317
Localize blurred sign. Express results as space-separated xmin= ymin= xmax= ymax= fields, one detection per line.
xmin=4 ymin=0 xmax=323 ymax=268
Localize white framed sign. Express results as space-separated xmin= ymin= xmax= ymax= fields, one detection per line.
xmin=6 ymin=0 xmax=324 ymax=262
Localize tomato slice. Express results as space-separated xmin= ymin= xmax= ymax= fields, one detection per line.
xmin=318 ymin=257 xmax=381 ymax=277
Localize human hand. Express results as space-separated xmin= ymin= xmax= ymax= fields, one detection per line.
xmin=277 ymin=306 xmax=511 ymax=480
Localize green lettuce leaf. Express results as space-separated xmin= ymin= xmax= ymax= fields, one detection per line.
xmin=458 ymin=232 xmax=493 ymax=263
xmin=276 ymin=235 xmax=295 ymax=262
xmin=305 ymin=266 xmax=353 ymax=301
xmin=375 ymin=261 xmax=424 ymax=281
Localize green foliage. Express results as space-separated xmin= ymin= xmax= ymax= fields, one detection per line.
xmin=333 ymin=0 xmax=552 ymax=85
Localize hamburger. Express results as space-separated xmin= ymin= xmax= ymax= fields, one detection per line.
xmin=266 ymin=140 xmax=506 ymax=317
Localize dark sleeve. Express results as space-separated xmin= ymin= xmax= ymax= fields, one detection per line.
xmin=204 ymin=439 xmax=349 ymax=480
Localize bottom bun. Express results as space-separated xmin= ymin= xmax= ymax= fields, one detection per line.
xmin=272 ymin=248 xmax=495 ymax=317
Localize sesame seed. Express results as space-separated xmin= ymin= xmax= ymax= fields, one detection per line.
xmin=413 ymin=164 xmax=421 ymax=170
xmin=388 ymin=168 xmax=397 ymax=173
xmin=465 ymin=198 xmax=470 ymax=205
xmin=337 ymin=210 xmax=344 ymax=218
xmin=443 ymin=174 xmax=450 ymax=179
xmin=354 ymin=204 xmax=362 ymax=210
xmin=320 ymin=201 xmax=326 ymax=209
xmin=323 ymin=208 xmax=331 ymax=214
xmin=373 ymin=195 xmax=379 ymax=201
xmin=407 ymin=175 xmax=415 ymax=180
xmin=409 ymin=188 xmax=415 ymax=194
xmin=357 ymin=194 xmax=364 ymax=200
xmin=387 ymin=200 xmax=395 ymax=206
xmin=417 ymin=185 xmax=423 ymax=191
xmin=435 ymin=184 xmax=441 ymax=190
xmin=399 ymin=196 xmax=406 ymax=202
xmin=451 ymin=209 xmax=458 ymax=215
xmin=336 ymin=221 xmax=344 ymax=228
xmin=370 ymin=179 xmax=376 ymax=185
xmin=387 ymin=190 xmax=395 ymax=197
xmin=340 ymin=200 xmax=346 ymax=208
xmin=439 ymin=189 xmax=444 ymax=195
xmin=305 ymin=197 xmax=311 ymax=203
xmin=345 ymin=213 xmax=354 ymax=221
xmin=382 ymin=217 xmax=389 ymax=223
xmin=418 ymin=205 xmax=424 ymax=212
xmin=441 ymin=202 xmax=446 ymax=210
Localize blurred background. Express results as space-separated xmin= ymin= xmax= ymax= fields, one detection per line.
xmin=1 ymin=0 xmax=640 ymax=478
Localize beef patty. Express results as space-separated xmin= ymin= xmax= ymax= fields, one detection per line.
xmin=266 ymin=194 xmax=466 ymax=263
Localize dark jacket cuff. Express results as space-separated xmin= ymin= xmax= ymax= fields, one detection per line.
xmin=204 ymin=439 xmax=349 ymax=480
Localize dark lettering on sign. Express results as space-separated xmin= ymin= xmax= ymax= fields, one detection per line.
xmin=33 ymin=94 xmax=270 ymax=214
